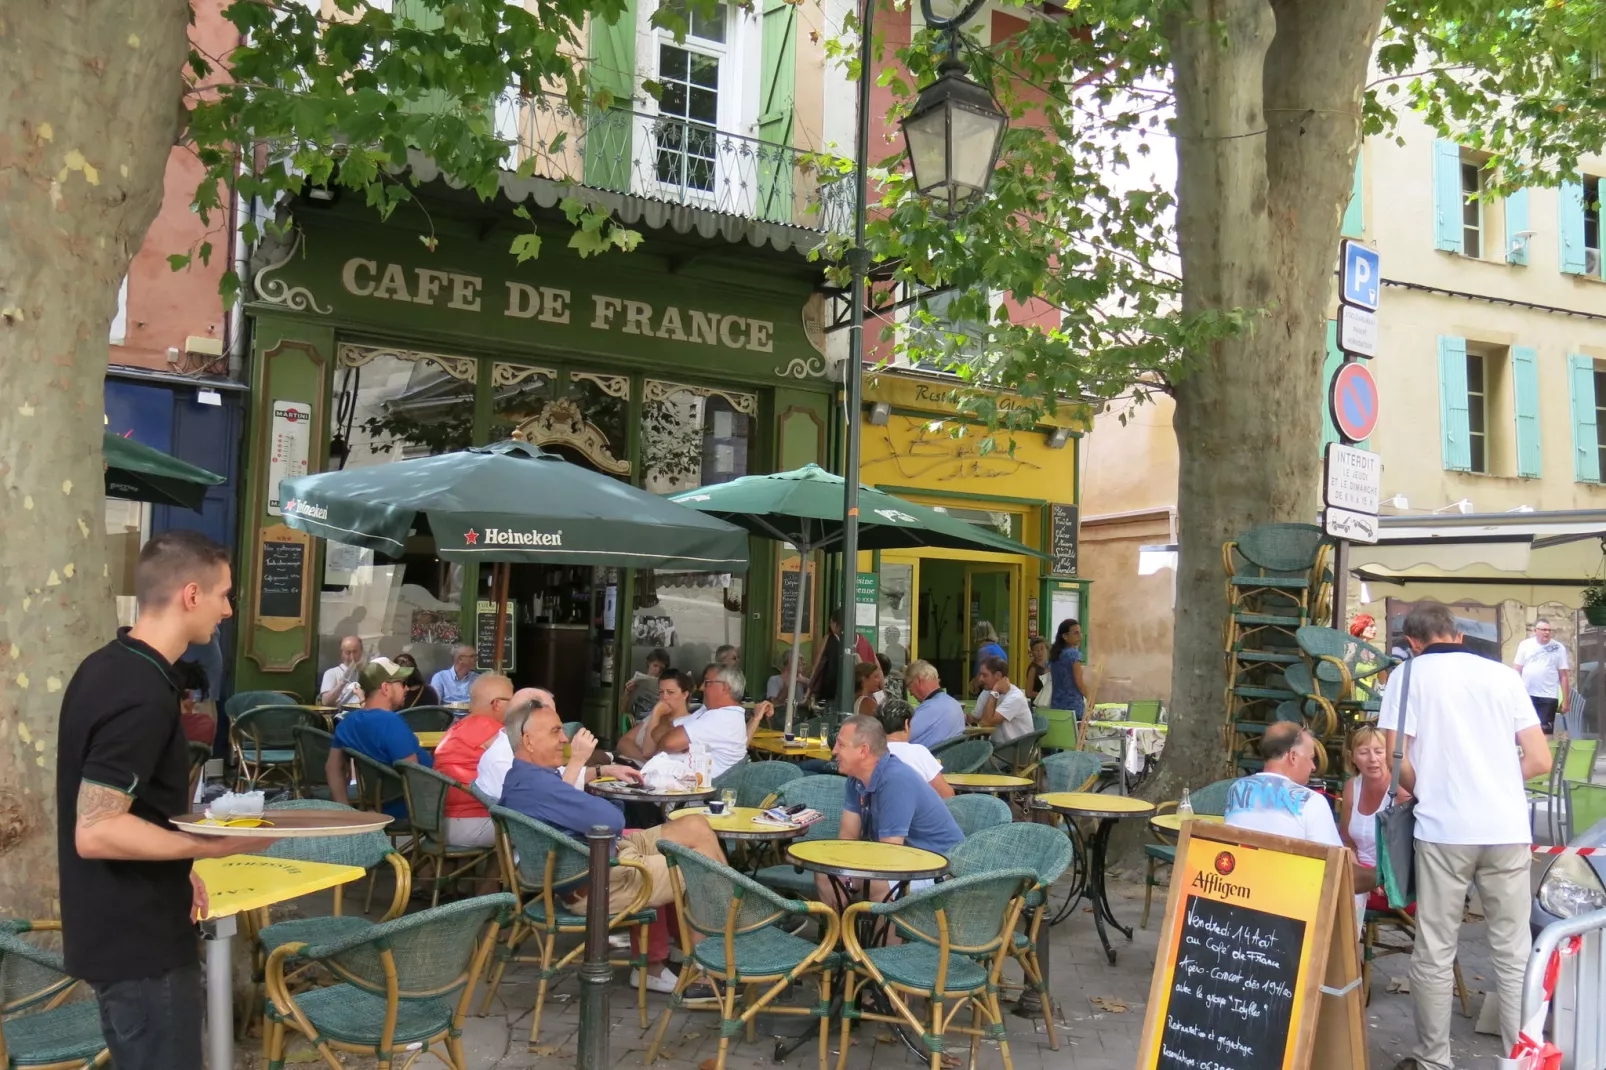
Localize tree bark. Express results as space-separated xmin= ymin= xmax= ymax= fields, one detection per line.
xmin=1156 ymin=0 xmax=1385 ymax=803
xmin=0 ymin=0 xmax=190 ymax=917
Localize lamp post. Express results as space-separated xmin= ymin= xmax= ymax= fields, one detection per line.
xmin=836 ymin=0 xmax=1008 ymax=711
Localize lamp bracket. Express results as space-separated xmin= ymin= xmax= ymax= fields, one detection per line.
xmin=919 ymin=0 xmax=990 ymax=47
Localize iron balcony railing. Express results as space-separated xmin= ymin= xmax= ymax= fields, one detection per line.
xmin=496 ymin=92 xmax=854 ymax=234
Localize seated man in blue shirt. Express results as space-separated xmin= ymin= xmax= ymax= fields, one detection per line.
xmin=326 ymin=658 xmax=432 ymax=819
xmin=904 ymin=660 xmax=966 ymax=749
xmin=820 ymin=713 xmax=964 ymax=905
xmin=429 ymin=645 xmax=480 ymax=707
xmin=498 ymin=697 xmax=726 ymax=994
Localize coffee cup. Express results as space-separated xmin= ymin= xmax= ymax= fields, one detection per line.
xmin=706 ymin=799 xmax=728 ymax=816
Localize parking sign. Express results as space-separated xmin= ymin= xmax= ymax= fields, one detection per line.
xmin=1340 ymin=239 xmax=1380 ymax=311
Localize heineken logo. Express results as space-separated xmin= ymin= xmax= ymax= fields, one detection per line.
xmin=873 ymin=508 xmax=918 ymax=524
xmin=283 ymin=499 xmax=328 ymax=520
xmin=466 ymin=527 xmax=564 ymax=547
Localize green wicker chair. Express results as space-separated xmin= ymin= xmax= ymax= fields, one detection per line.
xmin=644 ymin=842 xmax=841 ymax=1070
xmin=838 ymin=870 xmax=1035 ymax=1070
xmin=400 ymin=706 xmax=456 ymax=735
xmin=1141 ymin=777 xmax=1238 ymax=928
xmin=947 ymin=823 xmax=1076 ymax=1048
xmin=0 ymin=920 xmax=107 ymax=1070
xmin=944 ymin=793 xmax=1011 ymax=837
xmin=1042 ymin=750 xmax=1102 ymax=794
xmin=988 ymin=714 xmax=1049 ymax=780
xmin=291 ymin=725 xmax=335 ymax=801
xmin=712 ymin=758 xmax=750 ymax=792
xmin=926 ymin=735 xmax=969 ymax=760
xmin=932 ymin=739 xmax=992 ymax=775
xmin=231 ymin=705 xmax=321 ymax=791
xmin=347 ymin=751 xmax=409 ymax=829
xmin=1566 ymin=780 xmax=1606 ymax=842
xmin=263 ymin=894 xmax=512 ymax=1070
xmin=398 ymin=763 xmax=496 ymax=908
xmin=256 ymin=800 xmax=412 ymax=950
xmin=733 ymin=761 xmax=804 ymax=809
xmin=187 ymin=740 xmax=212 ymax=802
xmin=225 ymin=689 xmax=294 ymax=722
xmin=754 ymin=775 xmax=848 ymax=897
xmin=480 ymin=805 xmax=657 ymax=1046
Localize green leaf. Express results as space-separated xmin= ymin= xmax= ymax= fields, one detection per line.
xmin=167 ymin=253 xmax=191 ymax=272
xmin=510 ymin=232 xmax=543 ymax=262
xmin=568 ymin=228 xmax=612 ymax=258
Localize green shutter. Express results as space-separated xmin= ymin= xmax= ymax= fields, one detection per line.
xmin=1512 ymin=345 xmax=1541 ymax=478
xmin=1433 ymin=139 xmax=1463 ymax=253
xmin=1569 ymin=353 xmax=1600 ymax=482
xmin=1560 ymin=180 xmax=1588 ymax=275
xmin=394 ymin=0 xmax=448 ymax=115
xmin=1340 ymin=154 xmax=1364 ymax=238
xmin=1438 ymin=336 xmax=1471 ymax=471
xmin=585 ymin=0 xmax=638 ymax=190
xmin=756 ymin=0 xmax=797 ymax=223
xmin=1505 ymin=188 xmax=1530 ymax=266
xmin=1321 ymin=319 xmax=1344 ymax=452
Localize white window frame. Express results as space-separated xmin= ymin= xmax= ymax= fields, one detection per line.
xmin=893 ymin=285 xmax=1002 ymax=371
xmin=1460 ymin=158 xmax=1484 ymax=260
xmin=1585 ymin=176 xmax=1602 ymax=278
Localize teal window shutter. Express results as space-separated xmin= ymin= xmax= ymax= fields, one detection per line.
xmin=756 ymin=0 xmax=798 ymax=223
xmin=585 ymin=0 xmax=639 ymax=190
xmin=1512 ymin=345 xmax=1541 ymax=477
xmin=1559 ymin=180 xmax=1587 ymax=275
xmin=1321 ymin=320 xmax=1343 ymax=452
xmin=1438 ymin=336 xmax=1471 ymax=471
xmin=1340 ymin=155 xmax=1364 ymax=238
xmin=1505 ymin=188 xmax=1530 ymax=265
xmin=1570 ymin=353 xmax=1601 ymax=482
xmin=1433 ymin=139 xmax=1464 ymax=253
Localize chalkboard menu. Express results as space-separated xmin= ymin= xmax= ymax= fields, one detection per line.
xmin=476 ymin=600 xmax=517 ymax=671
xmin=255 ymin=528 xmax=309 ymax=630
xmin=776 ymin=560 xmax=815 ymax=642
xmin=1048 ymin=503 xmax=1078 ymax=576
xmin=1138 ymin=824 xmax=1365 ymax=1070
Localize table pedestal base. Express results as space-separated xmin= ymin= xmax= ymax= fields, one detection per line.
xmin=1083 ymin=817 xmax=1133 ymax=964
xmin=202 ymin=914 xmax=238 ymax=1070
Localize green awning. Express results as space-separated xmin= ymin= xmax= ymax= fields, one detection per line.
xmin=103 ymin=432 xmax=226 ymax=512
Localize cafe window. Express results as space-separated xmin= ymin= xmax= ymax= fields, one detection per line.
xmin=494 ymin=365 xmax=630 ymax=476
xmin=642 ymin=380 xmax=755 ymax=494
xmin=629 ymin=570 xmax=745 ymax=680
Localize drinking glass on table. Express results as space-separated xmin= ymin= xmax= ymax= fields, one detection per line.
xmin=720 ymin=789 xmax=737 ymax=812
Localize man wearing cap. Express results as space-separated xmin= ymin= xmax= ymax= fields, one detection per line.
xmin=325 ymin=657 xmax=432 ymax=818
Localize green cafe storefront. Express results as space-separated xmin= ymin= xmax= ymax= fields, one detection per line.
xmin=231 ymin=182 xmax=837 ymax=732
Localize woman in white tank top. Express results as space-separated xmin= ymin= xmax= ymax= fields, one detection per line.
xmin=1339 ymin=724 xmax=1411 ymax=910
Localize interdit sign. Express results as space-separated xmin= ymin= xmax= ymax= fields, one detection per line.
xmin=338 ymin=258 xmax=777 ymax=353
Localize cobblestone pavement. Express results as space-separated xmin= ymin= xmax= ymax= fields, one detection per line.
xmin=248 ymin=874 xmax=1513 ymax=1070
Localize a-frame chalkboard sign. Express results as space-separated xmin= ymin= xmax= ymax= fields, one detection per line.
xmin=1135 ymin=822 xmax=1367 ymax=1070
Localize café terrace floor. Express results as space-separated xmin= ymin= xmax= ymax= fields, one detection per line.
xmin=243 ymin=872 xmax=1510 ymax=1070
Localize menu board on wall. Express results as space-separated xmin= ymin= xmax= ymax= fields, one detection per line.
xmin=776 ymin=558 xmax=816 ymax=642
xmin=255 ymin=524 xmax=311 ymax=632
xmin=1048 ymin=503 xmax=1078 ymax=576
xmin=476 ymin=600 xmax=517 ymax=671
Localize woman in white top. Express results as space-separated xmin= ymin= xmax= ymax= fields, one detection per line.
xmin=1338 ymin=724 xmax=1411 ymax=913
xmin=853 ymin=661 xmax=885 ymax=718
xmin=876 ymin=699 xmax=954 ymax=798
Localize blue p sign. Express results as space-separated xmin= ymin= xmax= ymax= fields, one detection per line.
xmin=1341 ymin=239 xmax=1380 ymax=311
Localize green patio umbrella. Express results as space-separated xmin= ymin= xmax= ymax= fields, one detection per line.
xmin=278 ymin=439 xmax=750 ymax=668
xmin=103 ymin=431 xmax=226 ymax=511
xmin=669 ymin=463 xmax=1044 ymax=729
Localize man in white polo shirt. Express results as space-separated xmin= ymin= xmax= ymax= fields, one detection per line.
xmin=1382 ymin=604 xmax=1552 ymax=1070
xmin=973 ymin=655 xmax=1033 ymax=745
xmin=1513 ymin=618 xmax=1569 ymax=734
xmin=639 ymin=665 xmax=749 ymax=778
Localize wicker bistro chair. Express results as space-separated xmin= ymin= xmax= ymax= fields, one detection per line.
xmin=944 ymin=794 xmax=1012 ymax=838
xmin=187 ymin=740 xmax=213 ymax=802
xmin=947 ymin=824 xmax=1076 ymax=1049
xmin=348 ymin=751 xmax=410 ymax=837
xmin=292 ymin=725 xmax=335 ymax=801
xmin=712 ymin=758 xmax=750 ymax=792
xmin=225 ymin=690 xmax=296 ymax=722
xmin=400 ymin=706 xmax=456 ymax=735
xmin=932 ymin=739 xmax=992 ymax=776
xmin=1042 ymin=750 xmax=1102 ymax=794
xmin=926 ymin=735 xmax=969 ymax=761
xmin=753 ymin=776 xmax=848 ymax=898
xmin=837 ymin=871 xmax=1037 ymax=1070
xmin=262 ymin=893 xmax=513 ymax=1070
xmin=1141 ymin=778 xmax=1237 ymax=929
xmin=645 ymin=842 xmax=842 ymax=1070
xmin=232 ymin=705 xmax=321 ymax=791
xmin=479 ymin=805 xmax=657 ymax=1046
xmin=734 ymin=761 xmax=804 ymax=809
xmin=0 ymin=920 xmax=108 ymax=1070
xmin=397 ymin=763 xmax=497 ymax=908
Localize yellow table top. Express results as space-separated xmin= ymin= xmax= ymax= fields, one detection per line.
xmin=669 ymin=806 xmax=809 ymax=836
xmin=1084 ymin=720 xmax=1168 ymax=732
xmin=750 ymin=736 xmax=832 ymax=760
xmin=194 ymin=856 xmax=366 ymax=921
xmin=786 ymin=838 xmax=948 ymax=877
xmin=962 ymin=724 xmax=995 ymax=737
xmin=944 ymin=773 xmax=1033 ymax=789
xmin=416 ymin=731 xmax=445 ymax=749
xmin=1149 ymin=812 xmax=1225 ymax=833
xmin=1037 ymin=791 xmax=1156 ymax=817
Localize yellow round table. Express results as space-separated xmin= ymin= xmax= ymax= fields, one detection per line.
xmin=415 ymin=731 xmax=446 ymax=750
xmin=1038 ymin=791 xmax=1155 ymax=964
xmin=944 ymin=772 xmax=1034 ymax=795
xmin=1148 ymin=811 xmax=1225 ymax=834
xmin=669 ymin=806 xmax=811 ymax=842
xmin=786 ymin=839 xmax=948 ymax=883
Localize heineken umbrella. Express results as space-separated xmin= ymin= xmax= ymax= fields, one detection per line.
xmin=278 ymin=439 xmax=750 ymax=668
xmin=104 ymin=431 xmax=226 ymax=511
xmin=669 ymin=463 xmax=1045 ymax=730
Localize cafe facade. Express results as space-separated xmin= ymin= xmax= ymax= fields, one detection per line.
xmin=231 ymin=173 xmax=840 ymax=728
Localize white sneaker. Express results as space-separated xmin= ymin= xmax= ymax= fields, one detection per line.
xmin=630 ymin=966 xmax=681 ymax=994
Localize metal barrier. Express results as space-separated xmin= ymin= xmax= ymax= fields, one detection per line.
xmin=1519 ymin=907 xmax=1606 ymax=1070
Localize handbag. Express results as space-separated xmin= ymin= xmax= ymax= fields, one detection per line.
xmin=1034 ymin=673 xmax=1053 ymax=708
xmin=1375 ymin=656 xmax=1417 ymax=909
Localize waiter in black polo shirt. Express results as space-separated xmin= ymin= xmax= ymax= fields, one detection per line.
xmin=57 ymin=530 xmax=270 ymax=1070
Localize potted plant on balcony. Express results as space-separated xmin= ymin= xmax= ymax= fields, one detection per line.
xmin=1583 ymin=579 xmax=1606 ymax=627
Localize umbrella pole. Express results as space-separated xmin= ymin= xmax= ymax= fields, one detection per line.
xmin=783 ymin=540 xmax=810 ymax=736
xmin=492 ymin=562 xmax=511 ymax=673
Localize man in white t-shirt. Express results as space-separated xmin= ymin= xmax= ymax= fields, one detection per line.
xmin=1382 ymin=604 xmax=1552 ymax=1070
xmin=1513 ymin=618 xmax=1570 ymax=734
xmin=973 ymin=656 xmax=1033 ymax=746
xmin=877 ymin=700 xmax=954 ymax=798
xmin=1224 ymin=723 xmax=1345 ymax=846
xmin=319 ymin=635 xmax=366 ymax=706
xmin=639 ymin=666 xmax=749 ymax=778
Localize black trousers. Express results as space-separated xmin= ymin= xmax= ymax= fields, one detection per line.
xmin=90 ymin=961 xmax=204 ymax=1070
xmin=1530 ymin=695 xmax=1559 ymax=733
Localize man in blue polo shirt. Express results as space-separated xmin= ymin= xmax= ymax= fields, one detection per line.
xmin=326 ymin=657 xmax=432 ymax=819
xmin=904 ymin=661 xmax=966 ymax=748
xmin=821 ymin=713 xmax=964 ymax=905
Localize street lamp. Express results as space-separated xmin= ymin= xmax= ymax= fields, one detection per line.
xmin=835 ymin=0 xmax=1003 ymax=712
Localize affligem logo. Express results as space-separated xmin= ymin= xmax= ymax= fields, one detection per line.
xmin=1214 ymin=851 xmax=1236 ymax=877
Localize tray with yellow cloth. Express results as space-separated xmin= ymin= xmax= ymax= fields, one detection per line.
xmin=172 ymin=808 xmax=393 ymax=838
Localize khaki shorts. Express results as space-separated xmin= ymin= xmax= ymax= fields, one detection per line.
xmin=572 ymin=827 xmax=676 ymax=914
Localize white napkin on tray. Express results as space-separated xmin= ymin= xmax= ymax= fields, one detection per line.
xmin=639 ymin=753 xmax=698 ymax=793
